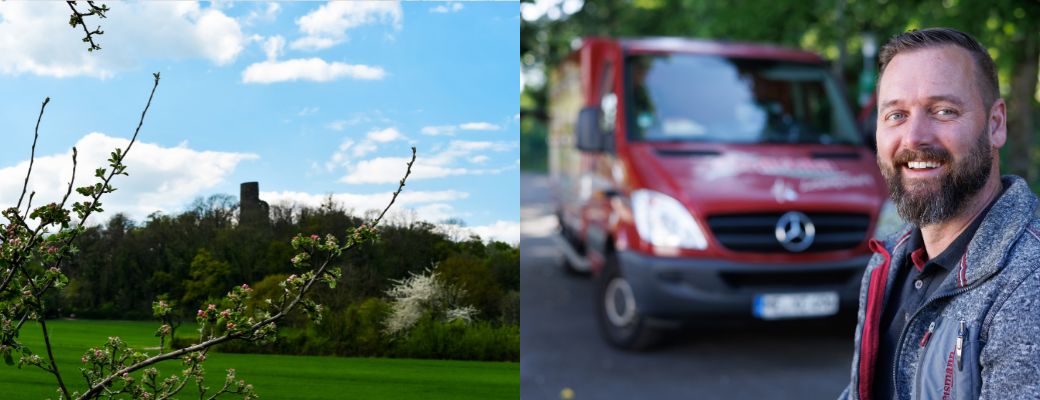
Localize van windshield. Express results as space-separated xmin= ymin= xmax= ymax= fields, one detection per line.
xmin=626 ymin=54 xmax=861 ymax=145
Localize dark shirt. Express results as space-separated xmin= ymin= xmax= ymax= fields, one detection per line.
xmin=872 ymin=198 xmax=997 ymax=399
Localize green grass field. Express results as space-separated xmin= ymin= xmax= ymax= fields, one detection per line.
xmin=0 ymin=320 xmax=518 ymax=399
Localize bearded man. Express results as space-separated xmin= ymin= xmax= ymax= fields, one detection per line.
xmin=838 ymin=28 xmax=1040 ymax=400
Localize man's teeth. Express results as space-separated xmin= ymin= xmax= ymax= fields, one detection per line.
xmin=907 ymin=161 xmax=941 ymax=169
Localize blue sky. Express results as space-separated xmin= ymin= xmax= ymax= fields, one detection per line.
xmin=0 ymin=2 xmax=519 ymax=243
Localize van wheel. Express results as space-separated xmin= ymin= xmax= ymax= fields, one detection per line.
xmin=596 ymin=253 xmax=661 ymax=350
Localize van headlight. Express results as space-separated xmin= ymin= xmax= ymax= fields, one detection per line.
xmin=874 ymin=199 xmax=906 ymax=240
xmin=631 ymin=189 xmax=708 ymax=250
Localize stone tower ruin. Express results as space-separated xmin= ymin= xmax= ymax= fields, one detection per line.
xmin=239 ymin=182 xmax=269 ymax=226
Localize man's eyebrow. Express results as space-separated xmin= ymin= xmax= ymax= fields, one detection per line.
xmin=926 ymin=95 xmax=966 ymax=107
xmin=878 ymin=95 xmax=967 ymax=111
xmin=879 ymin=99 xmax=901 ymax=111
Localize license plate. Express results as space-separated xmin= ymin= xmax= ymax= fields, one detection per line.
xmin=753 ymin=292 xmax=839 ymax=320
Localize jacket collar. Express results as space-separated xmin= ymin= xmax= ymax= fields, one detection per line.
xmin=881 ymin=176 xmax=1039 ymax=294
xmin=960 ymin=175 xmax=1039 ymax=286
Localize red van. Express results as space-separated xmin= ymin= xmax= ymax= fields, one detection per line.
xmin=548 ymin=37 xmax=903 ymax=350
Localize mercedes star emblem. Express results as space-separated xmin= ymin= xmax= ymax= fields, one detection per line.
xmin=775 ymin=211 xmax=815 ymax=252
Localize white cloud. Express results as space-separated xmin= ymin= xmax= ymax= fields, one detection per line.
xmin=367 ymin=127 xmax=404 ymax=143
xmin=415 ymin=203 xmax=464 ymax=222
xmin=339 ymin=140 xmax=516 ymax=184
xmin=421 ymin=125 xmax=457 ymax=136
xmin=328 ymin=116 xmax=368 ymax=131
xmin=241 ymin=58 xmax=385 ymax=83
xmin=324 ymin=127 xmax=405 ymax=171
xmin=430 ymin=2 xmax=464 ymax=13
xmin=0 ymin=2 xmax=247 ymax=78
xmin=353 ymin=141 xmax=378 ymax=157
xmin=421 ymin=122 xmax=502 ymax=136
xmin=325 ymin=138 xmax=355 ymax=171
xmin=0 ymin=132 xmax=257 ymax=224
xmin=288 ymin=37 xmax=338 ymax=52
xmin=260 ymin=189 xmax=469 ymax=214
xmin=460 ymin=122 xmax=502 ymax=131
xmin=469 ymin=155 xmax=489 ymax=164
xmin=290 ymin=1 xmax=402 ymax=51
xmin=464 ymin=220 xmax=519 ymax=244
xmin=296 ymin=106 xmax=319 ymax=117
xmin=262 ymin=35 xmax=286 ymax=60
xmin=243 ymin=2 xmax=280 ymax=25
xmin=262 ymin=190 xmax=481 ymax=231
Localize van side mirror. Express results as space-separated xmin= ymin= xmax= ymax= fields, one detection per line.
xmin=576 ymin=106 xmax=604 ymax=152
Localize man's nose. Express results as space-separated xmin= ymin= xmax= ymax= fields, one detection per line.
xmin=901 ymin=112 xmax=937 ymax=149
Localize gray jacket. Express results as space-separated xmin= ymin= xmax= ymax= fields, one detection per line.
xmin=840 ymin=176 xmax=1040 ymax=400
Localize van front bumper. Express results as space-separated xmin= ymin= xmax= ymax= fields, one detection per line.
xmin=617 ymin=250 xmax=868 ymax=319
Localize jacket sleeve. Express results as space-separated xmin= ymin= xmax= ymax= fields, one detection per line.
xmin=979 ymin=267 xmax=1040 ymax=398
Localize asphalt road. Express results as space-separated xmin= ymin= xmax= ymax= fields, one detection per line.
xmin=520 ymin=173 xmax=857 ymax=400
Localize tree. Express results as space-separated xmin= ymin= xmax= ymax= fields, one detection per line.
xmin=181 ymin=248 xmax=233 ymax=308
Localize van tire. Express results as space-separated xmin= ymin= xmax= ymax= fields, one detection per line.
xmin=596 ymin=252 xmax=662 ymax=350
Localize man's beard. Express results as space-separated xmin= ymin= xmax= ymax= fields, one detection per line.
xmin=878 ymin=130 xmax=993 ymax=227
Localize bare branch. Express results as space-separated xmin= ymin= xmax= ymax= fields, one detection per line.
xmin=39 ymin=319 xmax=70 ymax=399
xmin=372 ymin=146 xmax=416 ymax=228
xmin=16 ymin=97 xmax=48 ymax=214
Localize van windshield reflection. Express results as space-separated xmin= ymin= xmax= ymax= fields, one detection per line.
xmin=627 ymin=54 xmax=860 ymax=145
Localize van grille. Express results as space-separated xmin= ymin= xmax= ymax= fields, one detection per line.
xmin=706 ymin=212 xmax=870 ymax=253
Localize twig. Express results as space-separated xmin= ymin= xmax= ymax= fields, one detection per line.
xmin=372 ymin=147 xmax=416 ymax=228
xmin=59 ymin=148 xmax=79 ymax=210
xmin=39 ymin=319 xmax=70 ymax=399
xmin=16 ymin=98 xmax=48 ymax=214
xmin=66 ymin=1 xmax=108 ymax=52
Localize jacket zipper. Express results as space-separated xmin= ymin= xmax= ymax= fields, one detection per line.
xmin=913 ymin=319 xmax=939 ymax=400
xmin=890 ymin=274 xmax=992 ymax=398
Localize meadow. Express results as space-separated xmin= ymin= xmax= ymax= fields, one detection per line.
xmin=0 ymin=320 xmax=519 ymax=399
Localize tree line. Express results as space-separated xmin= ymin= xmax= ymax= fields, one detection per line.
xmin=53 ymin=194 xmax=519 ymax=330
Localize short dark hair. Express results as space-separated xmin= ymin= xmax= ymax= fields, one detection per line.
xmin=878 ymin=28 xmax=1000 ymax=108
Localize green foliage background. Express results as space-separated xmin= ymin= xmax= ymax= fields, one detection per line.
xmin=521 ymin=0 xmax=1040 ymax=187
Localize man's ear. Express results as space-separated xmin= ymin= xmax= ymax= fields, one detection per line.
xmin=989 ymin=98 xmax=1007 ymax=148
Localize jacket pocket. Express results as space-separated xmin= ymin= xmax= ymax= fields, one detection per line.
xmin=912 ymin=319 xmax=981 ymax=400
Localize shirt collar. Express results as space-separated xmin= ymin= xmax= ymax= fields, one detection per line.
xmin=905 ymin=193 xmax=1000 ymax=274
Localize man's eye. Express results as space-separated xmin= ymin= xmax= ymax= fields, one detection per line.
xmin=936 ymin=108 xmax=958 ymax=117
xmin=885 ymin=112 xmax=906 ymax=122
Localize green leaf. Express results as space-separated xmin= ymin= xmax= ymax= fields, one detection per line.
xmin=3 ymin=352 xmax=12 ymax=366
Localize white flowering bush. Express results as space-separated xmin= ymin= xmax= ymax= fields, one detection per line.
xmin=384 ymin=268 xmax=478 ymax=335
